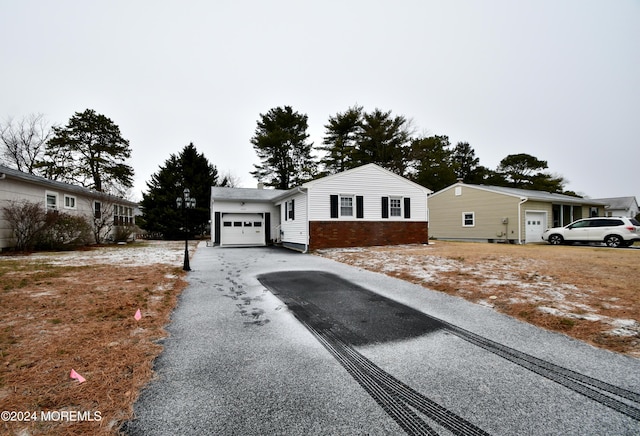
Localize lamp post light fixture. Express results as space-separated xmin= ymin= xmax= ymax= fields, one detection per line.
xmin=176 ymin=187 xmax=196 ymax=271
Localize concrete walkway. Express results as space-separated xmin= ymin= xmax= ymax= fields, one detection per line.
xmin=122 ymin=243 xmax=640 ymax=435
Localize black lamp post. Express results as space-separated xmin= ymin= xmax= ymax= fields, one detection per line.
xmin=176 ymin=187 xmax=196 ymax=271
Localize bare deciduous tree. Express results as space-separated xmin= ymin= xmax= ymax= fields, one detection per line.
xmin=89 ymin=195 xmax=116 ymax=244
xmin=218 ymin=170 xmax=240 ymax=187
xmin=0 ymin=114 xmax=54 ymax=174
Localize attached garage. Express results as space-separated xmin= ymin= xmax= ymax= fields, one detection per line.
xmin=211 ymin=187 xmax=286 ymax=247
xmin=428 ymin=183 xmax=606 ymax=244
xmin=220 ymin=213 xmax=266 ymax=246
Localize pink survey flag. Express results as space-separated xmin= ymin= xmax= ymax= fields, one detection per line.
xmin=70 ymin=369 xmax=86 ymax=383
xmin=134 ymin=309 xmax=142 ymax=321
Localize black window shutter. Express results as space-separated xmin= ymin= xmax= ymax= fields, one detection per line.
xmin=404 ymin=198 xmax=411 ymax=219
xmin=291 ymin=199 xmax=295 ymax=220
xmin=284 ymin=202 xmax=288 ymax=221
xmin=356 ymin=196 xmax=364 ymax=219
xmin=381 ymin=197 xmax=389 ymax=218
xmin=330 ymin=195 xmax=339 ymax=218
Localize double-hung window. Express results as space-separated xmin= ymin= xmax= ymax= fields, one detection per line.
xmin=331 ymin=194 xmax=363 ymax=219
xmin=285 ymin=199 xmax=295 ymax=221
xmin=381 ymin=196 xmax=411 ymax=219
xmin=389 ymin=197 xmax=402 ymax=217
xmin=340 ymin=195 xmax=354 ymax=217
xmin=45 ymin=192 xmax=58 ymax=211
xmin=462 ymin=212 xmax=475 ymax=227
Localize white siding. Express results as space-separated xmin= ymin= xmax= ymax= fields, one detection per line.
xmin=211 ymin=199 xmax=281 ymax=244
xmin=306 ymin=165 xmax=428 ymax=221
xmin=278 ymin=191 xmax=308 ymax=246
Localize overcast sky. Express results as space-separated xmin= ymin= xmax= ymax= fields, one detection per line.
xmin=1 ymin=0 xmax=638 ymax=203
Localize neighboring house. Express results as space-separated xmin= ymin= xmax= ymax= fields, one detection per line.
xmin=591 ymin=196 xmax=639 ymax=218
xmin=428 ymin=182 xmax=607 ymax=244
xmin=0 ymin=165 xmax=137 ymax=250
xmin=210 ymin=163 xmax=432 ymax=251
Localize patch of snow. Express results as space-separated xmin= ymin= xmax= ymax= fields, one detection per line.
xmin=611 ymin=319 xmax=638 ymax=329
xmin=578 ymin=314 xmax=603 ymax=322
xmin=539 ymin=306 xmax=603 ymax=322
xmin=5 ymin=241 xmax=188 ymax=267
xmin=30 ymin=291 xmax=57 ymax=298
xmin=609 ymin=329 xmax=634 ymax=336
xmin=477 ymin=299 xmax=495 ymax=308
xmin=538 ymin=306 xmax=565 ymax=316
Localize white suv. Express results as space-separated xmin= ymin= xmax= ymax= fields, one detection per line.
xmin=542 ymin=217 xmax=640 ymax=248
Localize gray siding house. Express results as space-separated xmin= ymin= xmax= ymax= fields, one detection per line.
xmin=428 ymin=183 xmax=607 ymax=244
xmin=0 ymin=165 xmax=137 ymax=250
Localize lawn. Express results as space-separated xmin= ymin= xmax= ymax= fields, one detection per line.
xmin=0 ymin=241 xmax=192 ymax=436
xmin=1 ymin=240 xmax=638 ymax=435
xmin=316 ymin=241 xmax=640 ymax=358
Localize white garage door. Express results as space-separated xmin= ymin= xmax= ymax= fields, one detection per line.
xmin=525 ymin=211 xmax=547 ymax=243
xmin=220 ymin=213 xmax=265 ymax=246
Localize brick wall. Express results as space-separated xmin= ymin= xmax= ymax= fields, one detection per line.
xmin=309 ymin=221 xmax=429 ymax=250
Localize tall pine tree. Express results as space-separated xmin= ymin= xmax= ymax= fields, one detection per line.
xmin=354 ymin=108 xmax=411 ymax=175
xmin=318 ymin=105 xmax=362 ymax=174
xmin=38 ymin=109 xmax=134 ymax=195
xmin=408 ymin=135 xmax=457 ymax=192
xmin=250 ymin=106 xmax=316 ymax=189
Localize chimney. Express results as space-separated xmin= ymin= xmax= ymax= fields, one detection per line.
xmin=257 ymin=182 xmax=264 ymax=189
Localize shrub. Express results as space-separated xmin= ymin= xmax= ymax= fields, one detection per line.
xmin=1 ymin=200 xmax=48 ymax=251
xmin=1 ymin=200 xmax=92 ymax=251
xmin=35 ymin=212 xmax=93 ymax=250
xmin=112 ymin=224 xmax=136 ymax=243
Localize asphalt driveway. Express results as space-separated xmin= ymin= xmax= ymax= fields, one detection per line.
xmin=122 ymin=243 xmax=640 ymax=435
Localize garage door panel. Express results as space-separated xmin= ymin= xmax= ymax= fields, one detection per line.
xmin=220 ymin=213 xmax=265 ymax=246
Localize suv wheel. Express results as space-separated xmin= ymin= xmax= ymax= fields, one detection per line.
xmin=605 ymin=235 xmax=623 ymax=248
xmin=548 ymin=234 xmax=564 ymax=245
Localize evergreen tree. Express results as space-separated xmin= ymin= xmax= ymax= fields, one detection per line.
xmin=140 ymin=143 xmax=223 ymax=239
xmin=495 ymin=153 xmax=566 ymax=192
xmin=38 ymin=109 xmax=134 ymax=194
xmin=451 ymin=142 xmax=478 ymax=181
xmin=318 ymin=105 xmax=362 ymax=174
xmin=354 ymin=108 xmax=411 ymax=175
xmin=250 ymin=106 xmax=316 ymax=189
xmin=408 ymin=135 xmax=457 ymax=191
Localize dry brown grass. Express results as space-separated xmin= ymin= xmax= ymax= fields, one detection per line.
xmin=316 ymin=241 xmax=640 ymax=358
xmin=2 ymin=240 xmax=637 ymax=434
xmin=0 ymin=243 xmax=189 ymax=436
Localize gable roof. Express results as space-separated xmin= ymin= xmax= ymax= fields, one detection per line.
xmin=0 ymin=164 xmax=137 ymax=206
xmin=590 ymin=196 xmax=639 ymax=210
xmin=211 ymin=164 xmax=432 ymax=203
xmin=430 ymin=182 xmax=606 ymax=206
xmin=301 ymin=163 xmax=432 ymax=194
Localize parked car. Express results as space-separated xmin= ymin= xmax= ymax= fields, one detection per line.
xmin=542 ymin=217 xmax=640 ymax=248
